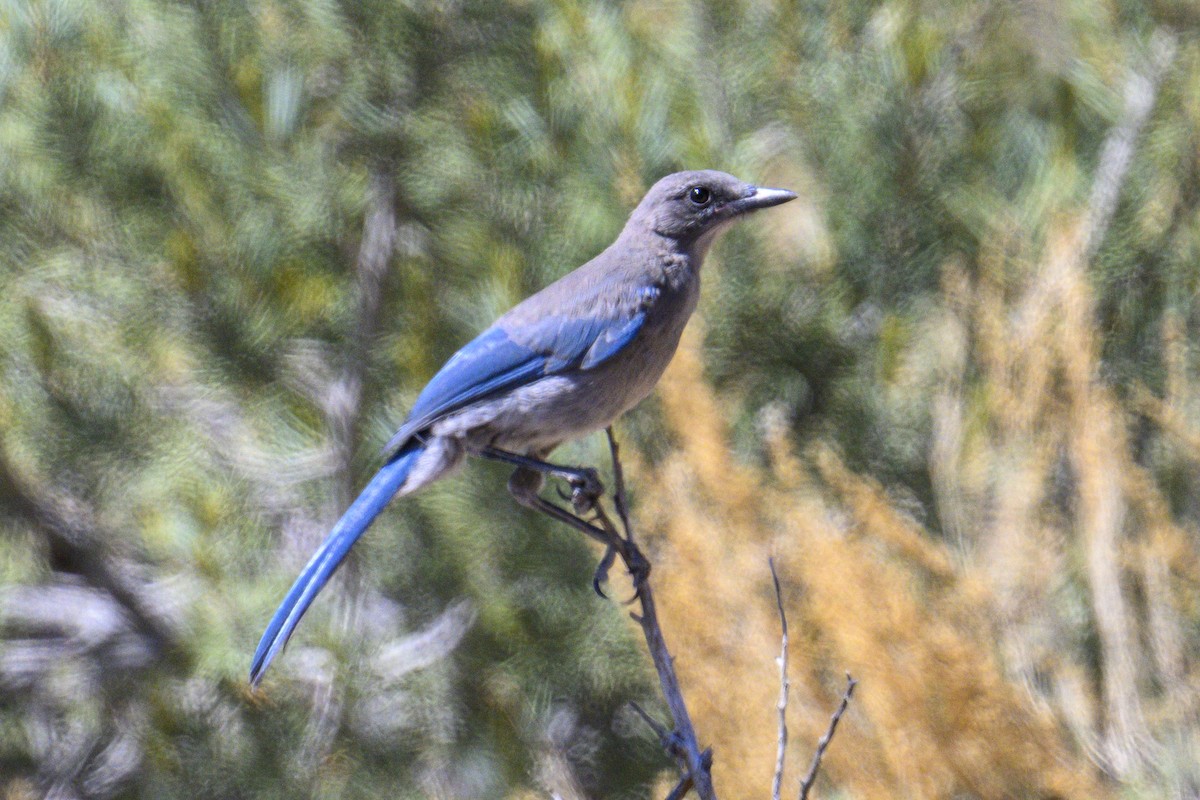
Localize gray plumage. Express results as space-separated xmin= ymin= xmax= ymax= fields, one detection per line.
xmin=251 ymin=169 xmax=796 ymax=684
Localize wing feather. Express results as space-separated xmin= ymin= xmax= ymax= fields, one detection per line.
xmin=382 ymin=308 xmax=647 ymax=458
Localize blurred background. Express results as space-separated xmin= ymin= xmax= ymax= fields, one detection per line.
xmin=2 ymin=0 xmax=1199 ymax=797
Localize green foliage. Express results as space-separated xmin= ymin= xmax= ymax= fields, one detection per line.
xmin=1 ymin=0 xmax=1198 ymax=797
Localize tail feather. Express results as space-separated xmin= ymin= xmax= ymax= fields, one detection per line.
xmin=249 ymin=444 xmax=423 ymax=686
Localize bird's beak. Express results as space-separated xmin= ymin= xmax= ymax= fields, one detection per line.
xmin=728 ymin=186 xmax=798 ymax=215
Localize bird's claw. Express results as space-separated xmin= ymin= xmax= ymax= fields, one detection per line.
xmin=592 ymin=543 xmax=618 ymax=598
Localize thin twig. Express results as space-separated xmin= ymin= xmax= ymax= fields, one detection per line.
xmin=769 ymin=558 xmax=789 ymax=800
xmin=665 ymin=749 xmax=712 ymax=800
xmin=1075 ymin=31 xmax=1175 ymax=777
xmin=299 ymin=165 xmax=401 ymax=775
xmin=664 ymin=774 xmax=694 ymax=800
xmin=798 ymin=673 xmax=857 ymax=800
xmin=606 ymin=428 xmax=634 ymax=541
xmin=629 ymin=701 xmax=675 ymax=751
xmin=630 ymin=700 xmax=693 ymax=796
xmin=628 ymin=555 xmax=716 ymax=798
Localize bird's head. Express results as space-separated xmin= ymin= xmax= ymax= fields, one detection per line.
xmin=627 ymin=169 xmax=796 ymax=250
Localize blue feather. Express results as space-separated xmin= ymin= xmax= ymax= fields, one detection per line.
xmin=581 ymin=313 xmax=645 ymax=369
xmin=249 ymin=443 xmax=423 ymax=685
xmin=382 ymin=310 xmax=646 ymax=457
xmin=382 ymin=328 xmax=548 ymax=456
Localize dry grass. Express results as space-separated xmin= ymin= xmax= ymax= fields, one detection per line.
xmin=621 ymin=219 xmax=1200 ymax=797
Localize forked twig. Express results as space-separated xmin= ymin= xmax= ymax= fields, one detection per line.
xmin=798 ymin=673 xmax=857 ymax=800
xmin=770 ymin=558 xmax=855 ymax=800
xmin=629 ymin=701 xmax=678 ymax=753
xmin=769 ymin=557 xmax=789 ymax=800
xmin=665 ymin=749 xmax=712 ymax=800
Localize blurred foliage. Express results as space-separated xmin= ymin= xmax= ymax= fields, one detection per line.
xmin=2 ymin=0 xmax=1200 ymax=798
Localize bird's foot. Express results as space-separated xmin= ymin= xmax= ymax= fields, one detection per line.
xmin=597 ymin=542 xmax=650 ymax=606
xmin=569 ymin=467 xmax=604 ymax=516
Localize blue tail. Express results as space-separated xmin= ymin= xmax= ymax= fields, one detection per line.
xmin=249 ymin=444 xmax=423 ymax=685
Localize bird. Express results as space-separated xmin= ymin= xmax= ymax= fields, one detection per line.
xmin=250 ymin=170 xmax=796 ymax=685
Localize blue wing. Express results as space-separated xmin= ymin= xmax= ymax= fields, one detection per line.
xmin=382 ymin=307 xmax=648 ymax=457
xmin=254 ymin=287 xmax=655 ymax=683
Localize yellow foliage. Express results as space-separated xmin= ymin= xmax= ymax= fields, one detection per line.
xmin=617 ymin=217 xmax=1200 ymax=796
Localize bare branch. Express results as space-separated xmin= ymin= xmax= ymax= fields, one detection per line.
xmin=0 ymin=455 xmax=179 ymax=654
xmin=1073 ymin=30 xmax=1175 ymax=777
xmin=329 ymin=166 xmax=399 ymax=494
xmin=798 ymin=674 xmax=856 ymax=800
xmin=665 ymin=774 xmax=694 ymax=800
xmin=1082 ymin=29 xmax=1177 ymax=259
xmin=769 ymin=558 xmax=789 ymax=800
xmin=534 ymin=431 xmax=866 ymax=800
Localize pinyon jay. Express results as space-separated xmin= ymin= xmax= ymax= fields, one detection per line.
xmin=250 ymin=170 xmax=795 ymax=685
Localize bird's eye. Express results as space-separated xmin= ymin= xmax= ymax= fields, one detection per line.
xmin=688 ymin=186 xmax=712 ymax=206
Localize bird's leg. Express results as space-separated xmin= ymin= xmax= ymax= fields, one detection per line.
xmin=504 ymin=465 xmax=609 ymax=546
xmin=530 ymin=496 xmax=613 ymax=550
xmin=480 ymin=447 xmax=604 ymax=515
xmin=503 ymin=461 xmax=623 ymax=597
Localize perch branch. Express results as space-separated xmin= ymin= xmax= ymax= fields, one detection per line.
xmin=526 ymin=428 xmax=717 ymax=798
xmin=601 ymin=428 xmax=717 ymax=799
